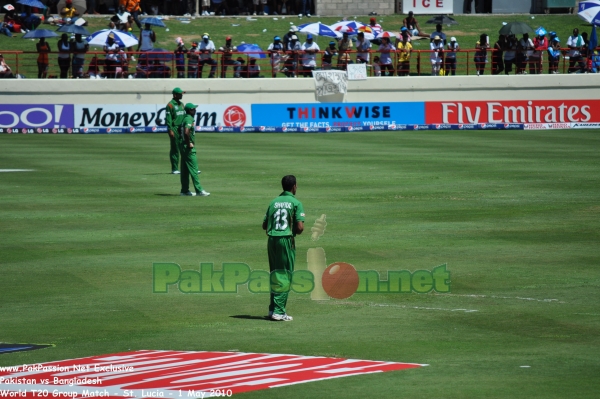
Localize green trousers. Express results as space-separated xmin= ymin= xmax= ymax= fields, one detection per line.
xmin=180 ymin=147 xmax=203 ymax=193
xmin=268 ymin=236 xmax=295 ymax=315
xmin=170 ymin=134 xmax=180 ymax=173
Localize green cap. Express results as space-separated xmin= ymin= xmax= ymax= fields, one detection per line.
xmin=172 ymin=87 xmax=185 ymax=94
xmin=184 ymin=103 xmax=198 ymax=110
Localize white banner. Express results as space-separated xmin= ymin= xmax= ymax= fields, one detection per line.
xmin=403 ymin=0 xmax=453 ymax=14
xmin=347 ymin=64 xmax=368 ymax=81
xmin=74 ymin=104 xmax=252 ymax=128
xmin=313 ymin=70 xmax=348 ymax=98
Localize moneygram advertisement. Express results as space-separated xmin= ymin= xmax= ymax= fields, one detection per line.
xmin=74 ymin=104 xmax=252 ymax=133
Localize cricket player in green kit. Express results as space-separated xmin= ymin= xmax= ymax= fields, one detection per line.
xmin=262 ymin=175 xmax=305 ymax=321
xmin=178 ymin=103 xmax=210 ymax=197
xmin=166 ymin=87 xmax=186 ymax=174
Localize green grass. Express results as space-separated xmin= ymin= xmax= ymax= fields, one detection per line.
xmin=1 ymin=130 xmax=599 ymax=397
xmin=0 ymin=13 xmax=593 ymax=77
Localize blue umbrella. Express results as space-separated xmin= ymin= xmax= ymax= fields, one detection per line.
xmin=297 ymin=22 xmax=342 ymax=39
xmin=237 ymin=43 xmax=266 ymax=59
xmin=141 ymin=17 xmax=166 ymax=28
xmin=590 ymin=25 xmax=598 ymax=53
xmin=578 ymin=1 xmax=600 ymax=26
xmin=22 ymin=29 xmax=58 ymax=39
xmin=17 ymin=0 xmax=46 ymax=8
xmin=57 ymin=24 xmax=90 ymax=36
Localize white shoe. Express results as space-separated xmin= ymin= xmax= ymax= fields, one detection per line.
xmin=298 ymin=13 xmax=302 ymax=17
xmin=172 ymin=170 xmax=180 ymax=174
xmin=263 ymin=11 xmax=268 ymax=15
xmin=180 ymin=191 xmax=196 ymax=196
xmin=306 ymin=13 xmax=311 ymax=17
xmin=271 ymin=313 xmax=293 ymax=321
xmin=130 ymin=56 xmax=136 ymax=61
xmin=253 ymin=12 xmax=256 ymax=15
xmin=184 ymin=13 xmax=191 ymax=16
xmin=197 ymin=190 xmax=210 ymax=196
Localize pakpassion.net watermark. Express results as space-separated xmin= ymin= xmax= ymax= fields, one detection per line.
xmin=154 ymin=214 xmax=450 ymax=299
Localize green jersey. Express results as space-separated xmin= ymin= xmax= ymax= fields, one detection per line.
xmin=264 ymin=191 xmax=305 ymax=237
xmin=165 ymin=99 xmax=186 ymax=135
xmin=178 ymin=114 xmax=196 ymax=146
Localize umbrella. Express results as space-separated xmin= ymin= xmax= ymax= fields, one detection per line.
xmin=141 ymin=17 xmax=166 ymax=28
xmin=17 ymin=0 xmax=46 ymax=8
xmin=57 ymin=24 xmax=90 ymax=35
xmin=330 ymin=21 xmax=365 ymax=32
xmin=87 ymin=29 xmax=138 ymax=47
xmin=57 ymin=0 xmax=86 ymax=15
xmin=3 ymin=4 xmax=15 ymax=11
xmin=377 ymin=31 xmax=400 ymax=39
xmin=535 ymin=26 xmax=547 ymax=36
xmin=297 ymin=22 xmax=341 ymax=39
xmin=22 ymin=29 xmax=58 ymax=39
xmin=499 ymin=22 xmax=534 ymax=36
xmin=426 ymin=15 xmax=458 ymax=25
xmin=590 ymin=25 xmax=598 ymax=52
xmin=578 ymin=1 xmax=600 ymax=26
xmin=237 ymin=43 xmax=266 ymax=59
xmin=140 ymin=48 xmax=174 ymax=62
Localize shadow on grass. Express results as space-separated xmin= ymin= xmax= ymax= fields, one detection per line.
xmin=155 ymin=193 xmax=180 ymax=196
xmin=230 ymin=315 xmax=271 ymax=321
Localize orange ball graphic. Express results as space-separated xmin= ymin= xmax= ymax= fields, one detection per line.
xmin=322 ymin=262 xmax=359 ymax=299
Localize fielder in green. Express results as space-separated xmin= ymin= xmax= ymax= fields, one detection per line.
xmin=262 ymin=175 xmax=305 ymax=321
xmin=178 ymin=103 xmax=210 ymax=197
xmin=166 ymin=87 xmax=186 ymax=174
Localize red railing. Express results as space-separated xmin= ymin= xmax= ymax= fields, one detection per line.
xmin=0 ymin=48 xmax=596 ymax=79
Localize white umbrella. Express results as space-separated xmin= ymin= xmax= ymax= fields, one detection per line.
xmin=86 ymin=29 xmax=138 ymax=47
xmin=578 ymin=0 xmax=600 ymax=26
xmin=297 ymin=22 xmax=342 ymax=39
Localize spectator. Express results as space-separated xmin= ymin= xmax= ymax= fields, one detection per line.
xmin=378 ymin=36 xmax=395 ymax=76
xmin=246 ymin=58 xmax=260 ymax=77
xmin=355 ymin=31 xmax=371 ymax=64
xmin=300 ymin=33 xmax=319 ymax=77
xmin=368 ymin=17 xmax=382 ymax=35
xmin=492 ymin=35 xmax=505 ymax=75
xmin=149 ymin=59 xmax=170 ymax=78
xmin=123 ymin=0 xmax=141 ymax=29
xmin=57 ymin=33 xmax=71 ymax=79
xmin=300 ymin=0 xmax=311 ymax=17
xmin=516 ymin=32 xmax=533 ymax=74
xmin=430 ymin=24 xmax=447 ymax=45
xmin=321 ymin=41 xmax=337 ymax=70
xmin=372 ymin=55 xmax=381 ymax=76
xmin=474 ymin=33 xmax=489 ymax=76
xmin=187 ymin=41 xmax=199 ymax=78
xmin=104 ymin=32 xmax=120 ymax=78
xmin=267 ymin=35 xmax=285 ymax=77
xmin=396 ymin=31 xmax=412 ymax=76
xmin=337 ymin=31 xmax=353 ymax=69
xmin=174 ymin=37 xmax=188 ymax=78
xmin=138 ymin=23 xmax=156 ymax=53
xmin=277 ymin=0 xmax=289 ymax=15
xmin=135 ymin=54 xmax=150 ymax=78
xmin=197 ymin=33 xmax=217 ymax=78
xmin=403 ymin=11 xmax=428 ymax=38
xmin=283 ymin=34 xmax=301 ymax=77
xmin=86 ymin=0 xmax=98 ymax=14
xmin=1 ymin=20 xmax=13 ymax=38
xmin=430 ymin=35 xmax=444 ymax=76
xmin=252 ymin=0 xmax=267 ymax=15
xmin=282 ymin=25 xmax=297 ymax=49
xmin=3 ymin=7 xmax=22 ymax=34
xmin=36 ymin=37 xmax=51 ymax=78
xmin=212 ymin=0 xmax=228 ymax=15
xmin=531 ymin=29 xmax=547 ymax=75
xmin=567 ymin=28 xmax=584 ymax=73
xmin=0 ymin=54 xmax=14 ymax=78
xmin=445 ymin=36 xmax=458 ymax=76
xmin=504 ymin=34 xmax=517 ymax=75
xmin=220 ymin=36 xmax=241 ymax=78
xmin=547 ymin=37 xmax=561 ymax=74
xmin=60 ymin=0 xmax=79 ymax=18
xmin=71 ymin=33 xmax=88 ymax=79
xmin=86 ymin=55 xmax=102 ymax=78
